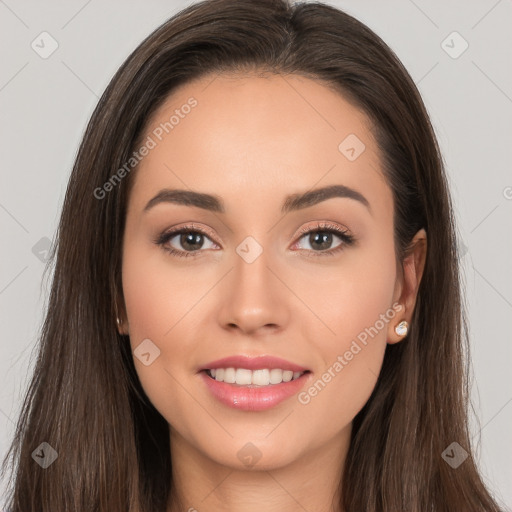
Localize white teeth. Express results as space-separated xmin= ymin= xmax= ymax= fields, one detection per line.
xmin=282 ymin=370 xmax=293 ymax=382
xmin=235 ymin=368 xmax=252 ymax=385
xmin=252 ymin=369 xmax=269 ymax=386
xmin=223 ymin=367 xmax=236 ymax=383
xmin=269 ymin=368 xmax=283 ymax=384
xmin=207 ymin=367 xmax=305 ymax=386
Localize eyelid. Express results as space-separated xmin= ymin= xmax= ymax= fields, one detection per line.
xmin=159 ymin=222 xmax=220 ymax=243
xmin=294 ymin=220 xmax=351 ymax=238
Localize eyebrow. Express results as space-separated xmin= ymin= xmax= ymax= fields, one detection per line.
xmin=143 ymin=184 xmax=371 ymax=215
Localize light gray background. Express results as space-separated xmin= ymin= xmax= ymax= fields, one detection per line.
xmin=0 ymin=0 xmax=511 ymax=508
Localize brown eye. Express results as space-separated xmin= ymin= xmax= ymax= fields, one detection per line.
xmin=155 ymin=227 xmax=219 ymax=258
xmin=293 ymin=225 xmax=355 ymax=256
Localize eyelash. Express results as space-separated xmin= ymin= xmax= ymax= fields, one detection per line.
xmin=153 ymin=222 xmax=356 ymax=259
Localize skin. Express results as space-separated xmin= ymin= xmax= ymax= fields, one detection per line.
xmin=118 ymin=72 xmax=427 ymax=512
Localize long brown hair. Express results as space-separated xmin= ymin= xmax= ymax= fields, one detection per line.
xmin=1 ymin=0 xmax=504 ymax=510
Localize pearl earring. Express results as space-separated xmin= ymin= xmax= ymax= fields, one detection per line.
xmin=395 ymin=320 xmax=409 ymax=337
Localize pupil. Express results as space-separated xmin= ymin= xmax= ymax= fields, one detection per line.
xmin=311 ymin=232 xmax=332 ymax=250
xmin=181 ymin=232 xmax=203 ymax=251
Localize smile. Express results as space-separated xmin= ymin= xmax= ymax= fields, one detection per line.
xmin=206 ymin=367 xmax=306 ymax=386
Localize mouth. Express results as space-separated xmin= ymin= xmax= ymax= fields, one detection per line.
xmin=199 ymin=364 xmax=312 ymax=411
xmin=203 ymin=367 xmax=310 ymax=387
xmin=198 ymin=355 xmax=312 ymax=410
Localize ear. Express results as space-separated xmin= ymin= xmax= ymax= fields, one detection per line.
xmin=387 ymin=228 xmax=427 ymax=344
xmin=115 ymin=287 xmax=130 ymax=336
xmin=116 ymin=312 xmax=129 ymax=336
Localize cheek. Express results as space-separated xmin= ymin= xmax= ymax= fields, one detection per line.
xmin=122 ymin=239 xmax=202 ymax=346
xmin=299 ymin=238 xmax=397 ymax=414
xmin=305 ymin=229 xmax=397 ymax=348
xmin=121 ymin=240 xmax=191 ymax=369
xmin=121 ymin=245 xmax=203 ymax=426
xmin=120 ymin=237 xmax=227 ymax=399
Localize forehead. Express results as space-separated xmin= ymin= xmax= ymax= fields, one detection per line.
xmin=128 ymin=72 xmax=389 ymax=216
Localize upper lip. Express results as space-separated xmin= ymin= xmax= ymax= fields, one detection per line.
xmin=200 ymin=355 xmax=310 ymax=373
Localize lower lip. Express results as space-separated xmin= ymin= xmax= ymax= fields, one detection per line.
xmin=200 ymin=371 xmax=311 ymax=411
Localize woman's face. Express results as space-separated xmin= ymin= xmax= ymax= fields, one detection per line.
xmin=121 ymin=72 xmax=419 ymax=470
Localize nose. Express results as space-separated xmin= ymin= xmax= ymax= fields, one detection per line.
xmin=216 ymin=244 xmax=291 ymax=336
